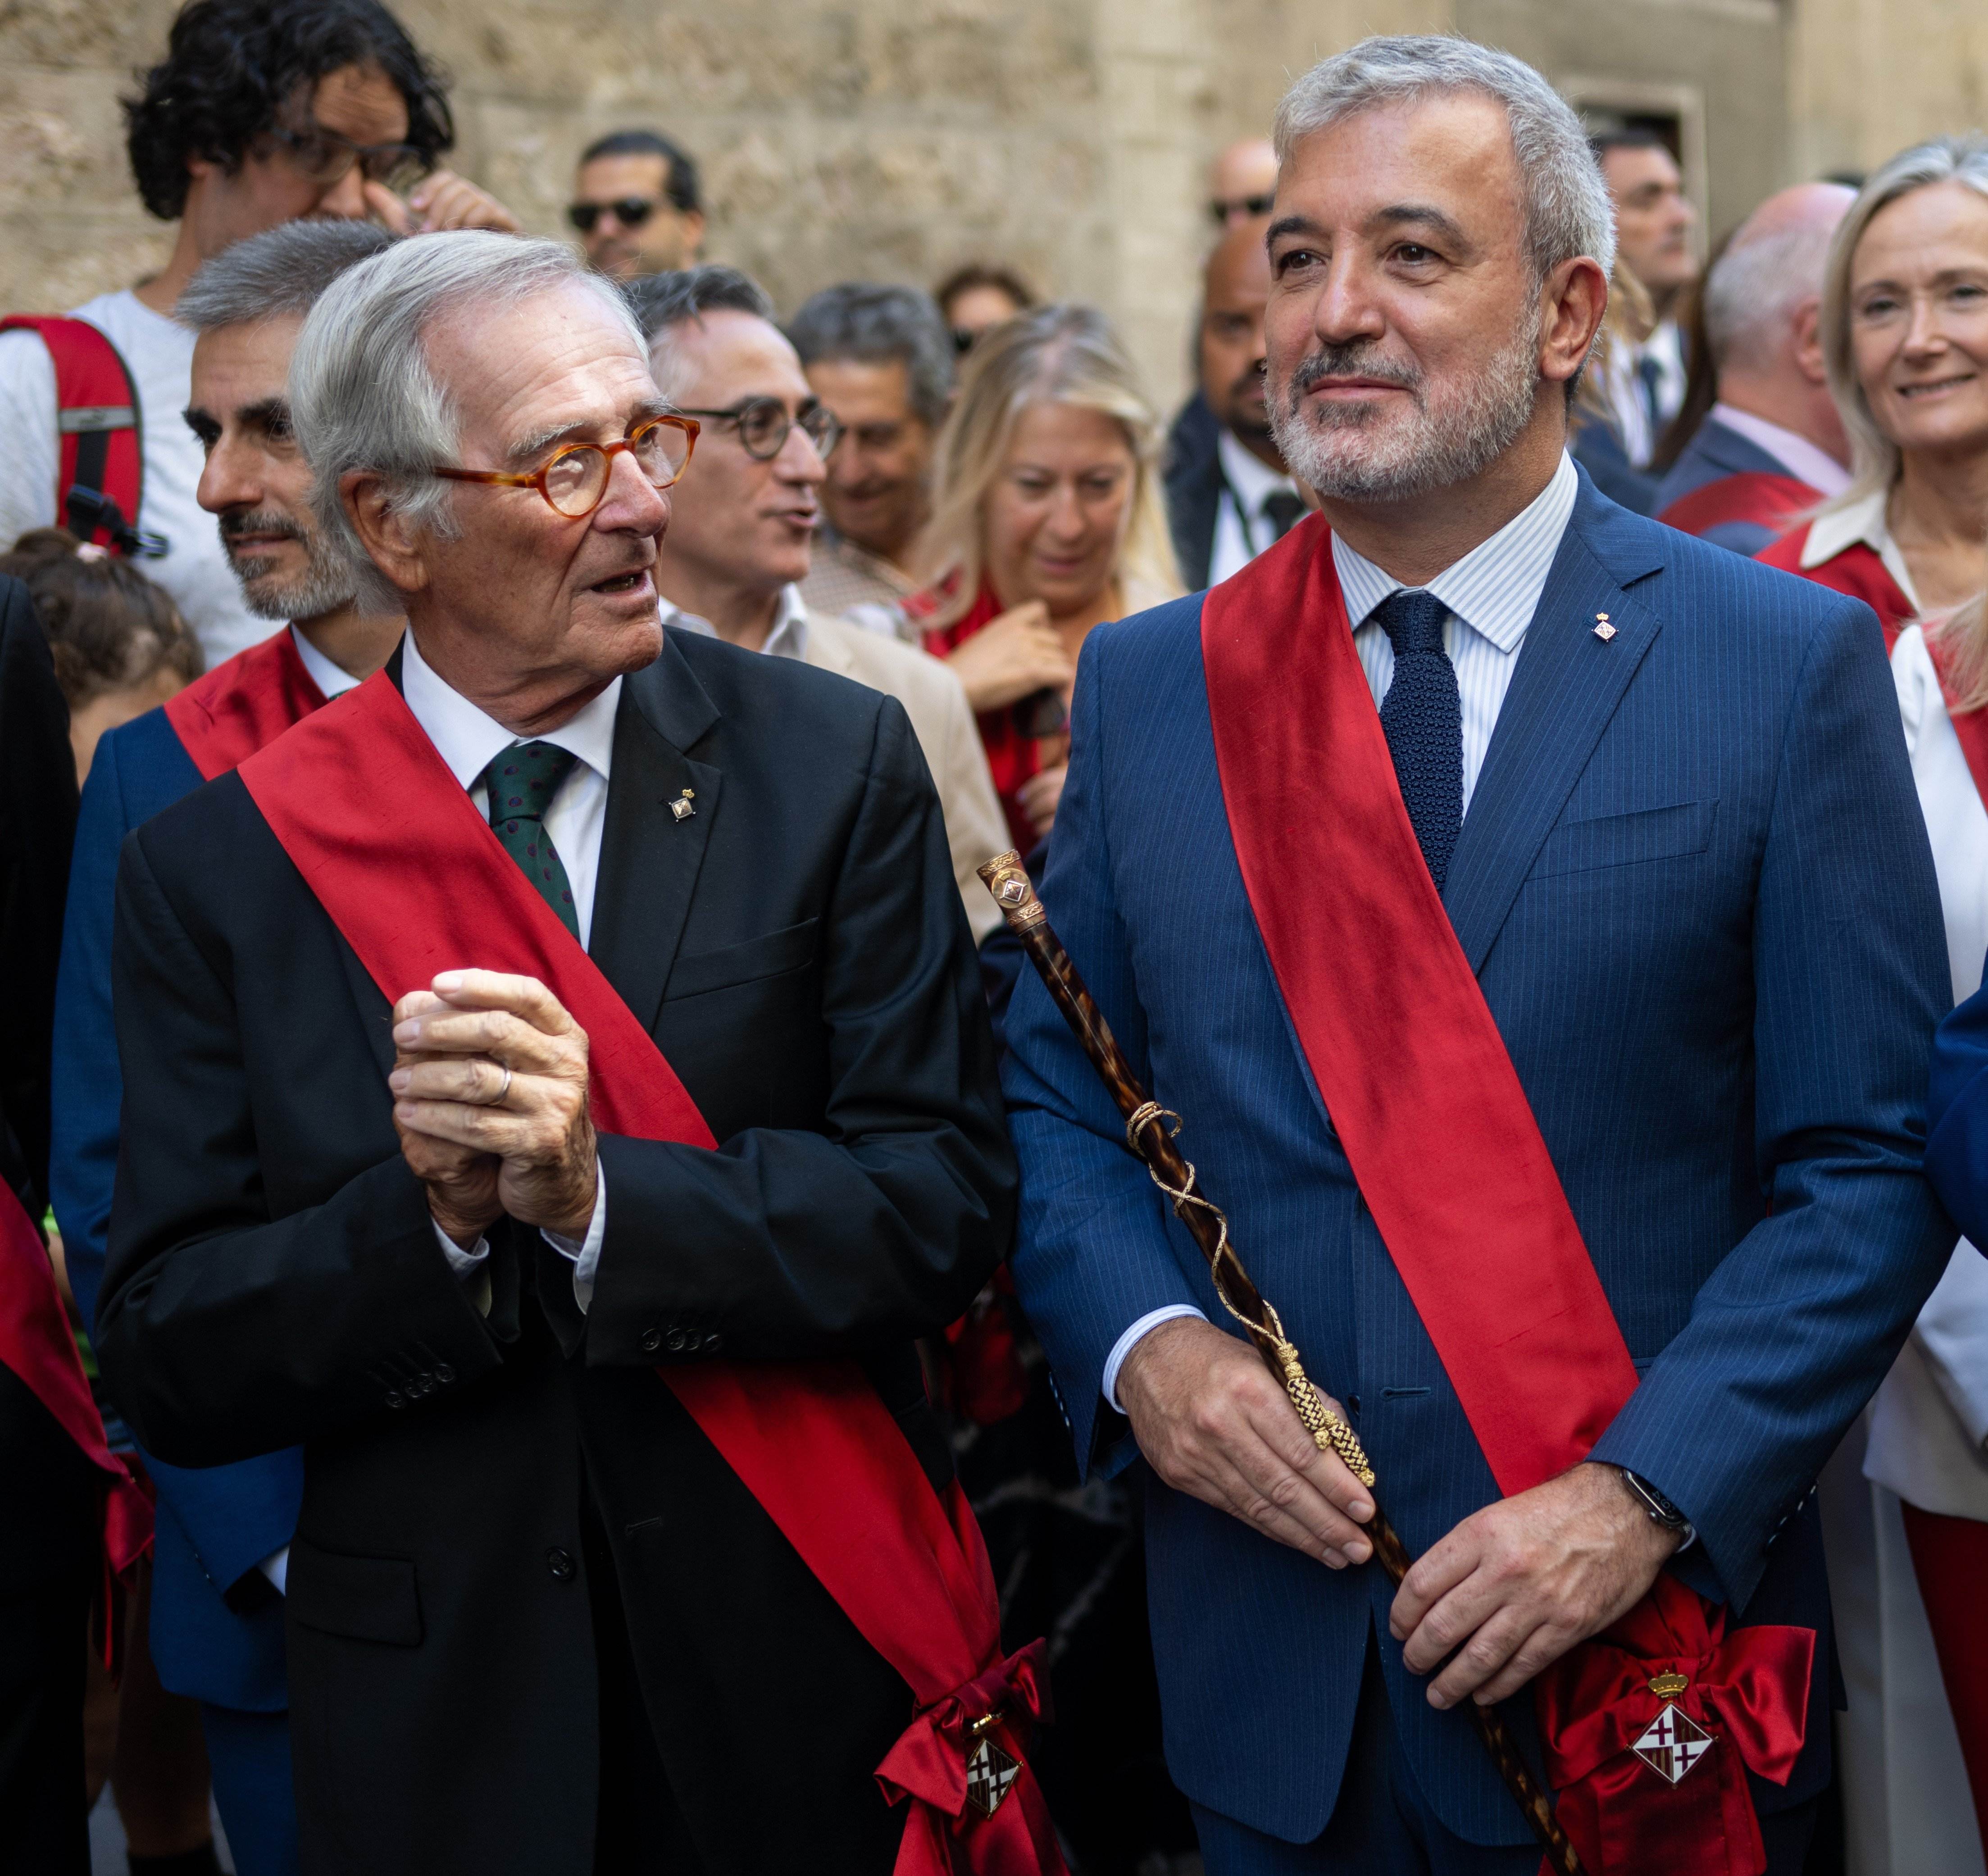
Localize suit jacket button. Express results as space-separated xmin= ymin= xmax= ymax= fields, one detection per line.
xmin=664 ymin=1328 xmax=687 ymax=1353
xmin=546 ymin=1547 xmax=576 ymax=1581
xmin=704 ymin=1332 xmax=723 ymax=1356
xmin=414 ymin=1372 xmax=433 ymax=1393
xmin=639 ymin=1328 xmax=662 ymax=1354
xmin=385 ymin=1390 xmax=405 ymax=1408
xmin=435 ymin=1363 xmax=455 ymax=1384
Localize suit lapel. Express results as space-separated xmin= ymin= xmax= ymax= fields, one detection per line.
xmin=588 ymin=633 xmax=722 ymax=1034
xmin=1441 ymin=481 xmax=1667 ymax=974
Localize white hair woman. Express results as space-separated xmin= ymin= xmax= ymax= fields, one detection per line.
xmin=905 ymin=303 xmax=1179 ymax=847
xmin=1758 ymin=135 xmax=1988 ymax=636
xmin=1764 ymin=136 xmax=1988 ymax=1873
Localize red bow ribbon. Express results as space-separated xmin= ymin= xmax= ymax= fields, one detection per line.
xmin=875 ymin=1640 xmax=1066 ymax=1876
xmin=1533 ymin=1575 xmax=1813 ymax=1876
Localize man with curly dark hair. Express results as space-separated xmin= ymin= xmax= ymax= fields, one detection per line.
xmin=0 ymin=0 xmax=515 ymax=672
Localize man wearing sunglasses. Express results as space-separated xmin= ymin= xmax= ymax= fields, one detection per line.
xmin=569 ymin=129 xmax=706 ymax=281
xmin=0 ymin=0 xmax=515 ymax=670
xmin=636 ymin=266 xmax=1009 ymax=942
xmin=95 ymin=232 xmax=1024 ymax=1876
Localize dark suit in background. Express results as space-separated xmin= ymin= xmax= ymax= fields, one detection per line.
xmin=1652 ymin=412 xmax=1822 ymax=557
xmin=97 ymin=632 xmax=1016 ymax=1876
xmin=0 ymin=574 xmax=97 ymax=1876
xmin=1165 ymin=389 xmax=1224 ymax=591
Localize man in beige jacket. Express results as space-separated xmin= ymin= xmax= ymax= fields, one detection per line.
xmin=635 ymin=265 xmax=1007 ymax=941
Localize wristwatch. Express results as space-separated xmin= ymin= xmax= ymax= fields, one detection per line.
xmin=1618 ymin=1468 xmax=1690 ymax=1533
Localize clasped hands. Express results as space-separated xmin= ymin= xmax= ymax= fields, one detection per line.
xmin=1118 ymin=1316 xmax=1681 ymax=1711
xmin=389 ymin=969 xmax=597 ymax=1249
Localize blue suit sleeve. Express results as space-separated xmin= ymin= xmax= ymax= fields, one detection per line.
xmin=1590 ymin=594 xmax=1957 ymax=1608
xmin=53 ymin=719 xmax=304 ymax=1600
xmin=50 ymin=726 xmax=130 ymax=1330
xmin=1926 ymin=979 xmax=1988 ymax=1249
xmin=1001 ymin=633 xmax=1207 ymax=1478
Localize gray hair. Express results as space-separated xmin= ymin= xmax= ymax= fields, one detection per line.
xmin=1701 ymin=226 xmax=1835 ymax=378
xmin=177 ymin=221 xmax=396 ymax=333
xmin=1274 ymin=36 xmax=1617 ymax=287
xmin=625 ymin=265 xmax=776 ymax=341
xmin=290 ymin=230 xmax=642 ymax=613
xmin=1818 ymin=134 xmax=1988 ymax=515
xmin=787 ymin=283 xmax=955 ymax=431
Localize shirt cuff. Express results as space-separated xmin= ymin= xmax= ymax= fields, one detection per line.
xmin=1101 ymin=1305 xmax=1208 ymax=1413
xmin=258 ymin=1545 xmax=290 ymax=1596
xmin=541 ymin=1162 xmax=605 ymax=1313
xmin=434 ymin=1219 xmax=491 ymax=1279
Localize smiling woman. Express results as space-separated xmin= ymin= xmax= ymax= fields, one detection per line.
xmin=1759 ymin=136 xmax=1988 ymax=636
xmin=907 ymin=304 xmax=1179 ymax=846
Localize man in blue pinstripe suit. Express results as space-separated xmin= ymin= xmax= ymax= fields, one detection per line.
xmin=1001 ymin=38 xmax=1956 ymax=1876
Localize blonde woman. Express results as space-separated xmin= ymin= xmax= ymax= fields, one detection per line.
xmin=907 ymin=304 xmax=1180 ymax=847
xmin=1758 ymin=135 xmax=1988 ymax=641
xmin=1863 ymin=565 xmax=1988 ymax=1873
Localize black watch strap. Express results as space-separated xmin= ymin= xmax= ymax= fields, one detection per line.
xmin=1620 ymin=1468 xmax=1689 ymax=1531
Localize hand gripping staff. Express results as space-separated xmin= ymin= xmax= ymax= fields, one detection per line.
xmin=979 ymin=852 xmax=1582 ymax=1875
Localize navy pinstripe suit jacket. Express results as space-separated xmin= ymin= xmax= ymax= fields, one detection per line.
xmin=1001 ymin=472 xmax=1957 ymax=1847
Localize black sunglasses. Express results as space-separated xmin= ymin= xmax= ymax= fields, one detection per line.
xmin=1209 ymin=191 xmax=1276 ymax=225
xmin=568 ymin=197 xmax=684 ymax=234
xmin=672 ymin=396 xmax=842 ymax=463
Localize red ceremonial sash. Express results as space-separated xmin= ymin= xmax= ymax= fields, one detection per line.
xmin=236 ymin=671 xmax=1063 ymax=1876
xmin=0 ymin=1179 xmax=152 ymax=1657
xmin=1656 ymin=471 xmax=1816 ymax=542
xmin=1755 ymin=527 xmax=1915 ymax=652
xmin=1200 ymin=519 xmax=1809 ymax=1876
xmin=165 ymin=627 xmax=327 ymax=781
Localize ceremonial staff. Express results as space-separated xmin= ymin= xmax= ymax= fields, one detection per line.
xmin=978 ymin=852 xmax=1581 ymax=1875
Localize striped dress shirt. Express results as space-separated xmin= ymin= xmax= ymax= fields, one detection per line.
xmin=1100 ymin=450 xmax=1583 ymax=1411
xmin=1335 ymin=448 xmax=1580 ymax=815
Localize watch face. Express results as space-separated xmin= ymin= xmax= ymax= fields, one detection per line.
xmin=1625 ymin=1471 xmax=1685 ymax=1526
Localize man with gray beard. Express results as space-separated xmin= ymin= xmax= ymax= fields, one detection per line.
xmin=49 ymin=219 xmax=406 ymax=1876
xmin=1000 ymin=34 xmax=1953 ymax=1876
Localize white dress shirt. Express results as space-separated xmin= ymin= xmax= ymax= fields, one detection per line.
xmin=661 ymin=583 xmax=811 ymax=660
xmin=399 ymin=628 xmax=616 ymax=1309
xmin=1209 ymin=429 xmax=1305 ymax=586
xmin=1100 ymin=452 xmax=1582 ymax=1412
xmin=1799 ymin=488 xmax=1922 ymax=613
xmin=1706 ymin=403 xmax=1851 ymax=501
xmin=289 ymin=622 xmax=365 ymax=700
xmin=1863 ymin=624 xmax=1988 ymax=1521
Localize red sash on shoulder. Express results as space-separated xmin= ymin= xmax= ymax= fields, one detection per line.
xmin=1656 ymin=471 xmax=1816 ymax=542
xmin=165 ymin=627 xmax=327 ymax=781
xmin=1919 ymin=629 xmax=1988 ymax=811
xmin=237 ymin=671 xmax=1062 ymax=1876
xmin=1200 ymin=520 xmax=1809 ymax=1876
xmin=1755 ymin=526 xmax=1914 ymax=652
xmin=0 ymin=1180 xmax=151 ymax=1654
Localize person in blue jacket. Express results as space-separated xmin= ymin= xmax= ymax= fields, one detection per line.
xmin=52 ymin=219 xmax=401 ymax=1876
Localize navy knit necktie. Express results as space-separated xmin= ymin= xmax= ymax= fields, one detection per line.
xmin=1375 ymin=589 xmax=1463 ymax=893
xmin=480 ymin=741 xmax=580 ymax=938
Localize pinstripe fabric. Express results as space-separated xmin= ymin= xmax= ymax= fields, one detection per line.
xmin=1340 ymin=450 xmax=1579 ymax=813
xmin=1001 ymin=468 xmax=1956 ymax=1849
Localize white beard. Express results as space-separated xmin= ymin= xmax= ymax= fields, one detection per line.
xmin=1268 ymin=312 xmax=1545 ymax=503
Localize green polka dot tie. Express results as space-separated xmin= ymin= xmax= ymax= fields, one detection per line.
xmin=480 ymin=741 xmax=581 ymax=938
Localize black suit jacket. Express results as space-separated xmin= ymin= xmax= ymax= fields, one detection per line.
xmin=98 ymin=631 xmax=1018 ymax=1875
xmin=1164 ymin=389 xmax=1222 ymax=592
xmin=0 ymin=576 xmax=97 ymax=1599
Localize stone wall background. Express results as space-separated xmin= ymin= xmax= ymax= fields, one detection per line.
xmin=3 ymin=0 xmax=1986 ymax=415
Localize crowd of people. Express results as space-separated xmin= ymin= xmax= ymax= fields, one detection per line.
xmin=5 ymin=5 xmax=1988 ymax=1876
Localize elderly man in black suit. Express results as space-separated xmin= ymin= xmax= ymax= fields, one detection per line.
xmin=96 ymin=231 xmax=1023 ymax=1876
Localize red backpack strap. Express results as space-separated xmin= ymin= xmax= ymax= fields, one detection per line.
xmin=0 ymin=315 xmax=154 ymax=556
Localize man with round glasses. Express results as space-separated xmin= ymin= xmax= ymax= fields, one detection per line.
xmin=568 ymin=129 xmax=707 ymax=281
xmin=94 ymin=231 xmax=1027 ymax=1874
xmin=636 ymin=265 xmax=1009 ymax=941
xmin=0 ymin=0 xmax=515 ymax=668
